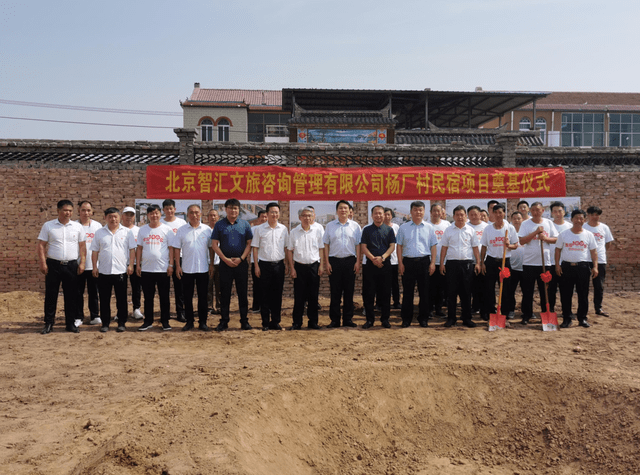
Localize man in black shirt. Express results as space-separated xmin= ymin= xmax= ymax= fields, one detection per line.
xmin=360 ymin=205 xmax=396 ymax=328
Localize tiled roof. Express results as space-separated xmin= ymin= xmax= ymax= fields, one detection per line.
xmin=289 ymin=111 xmax=396 ymax=126
xmin=395 ymin=131 xmax=543 ymax=146
xmin=186 ymin=88 xmax=282 ymax=106
xmin=521 ymin=92 xmax=640 ymax=111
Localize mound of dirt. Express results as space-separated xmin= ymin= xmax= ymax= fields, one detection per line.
xmin=1 ymin=290 xmax=639 ymax=474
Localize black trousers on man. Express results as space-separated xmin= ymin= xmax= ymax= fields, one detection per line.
xmin=77 ymin=269 xmax=99 ymax=322
xmin=390 ymin=264 xmax=400 ymax=306
xmin=98 ymin=273 xmax=128 ymax=327
xmin=483 ymin=257 xmax=513 ymax=318
xmin=560 ymin=262 xmax=591 ymax=323
xmin=44 ymin=258 xmax=78 ymax=328
xmin=219 ymin=260 xmax=249 ymax=326
xmin=207 ymin=264 xmax=221 ymax=313
xmin=251 ymin=262 xmax=261 ymax=311
xmin=328 ymin=256 xmax=357 ymax=325
xmin=445 ymin=260 xmax=474 ymax=324
xmin=183 ymin=272 xmax=210 ymax=325
xmin=292 ymin=262 xmax=320 ymax=327
xmin=258 ymin=260 xmax=285 ymax=328
xmin=128 ymin=265 xmax=142 ymax=312
xmin=400 ymin=256 xmax=431 ymax=325
xmin=522 ymin=265 xmax=556 ymax=318
xmin=141 ymin=272 xmax=171 ymax=327
xmin=363 ymin=261 xmax=392 ymax=324
xmin=591 ymin=263 xmax=607 ymax=310
xmin=428 ymin=269 xmax=446 ymax=315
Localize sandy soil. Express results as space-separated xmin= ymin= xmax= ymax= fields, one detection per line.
xmin=1 ymin=289 xmax=639 ymax=475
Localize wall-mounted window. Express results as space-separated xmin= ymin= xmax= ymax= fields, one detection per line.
xmin=609 ymin=114 xmax=640 ymax=146
xmin=217 ymin=119 xmax=230 ymax=142
xmin=561 ymin=113 xmax=604 ymax=146
xmin=535 ymin=118 xmax=547 ymax=143
xmin=248 ymin=113 xmax=291 ymax=142
xmin=200 ymin=119 xmax=213 ymax=142
xmin=519 ymin=117 xmax=531 ymax=130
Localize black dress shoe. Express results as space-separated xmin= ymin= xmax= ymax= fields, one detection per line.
xmin=392 ymin=303 xmax=402 ymax=310
xmin=520 ymin=317 xmax=530 ymax=325
xmin=198 ymin=323 xmax=210 ymax=331
xmin=400 ymin=322 xmax=411 ymax=328
xmin=176 ymin=315 xmax=187 ymax=323
xmin=326 ymin=322 xmax=341 ymax=329
xmin=560 ymin=319 xmax=572 ymax=328
xmin=578 ymin=320 xmax=591 ymax=328
xmin=269 ymin=323 xmax=283 ymax=331
xmin=435 ymin=310 xmax=446 ymax=317
xmin=65 ymin=326 xmax=80 ymax=333
xmin=289 ymin=324 xmax=302 ymax=330
xmin=419 ymin=320 xmax=429 ymax=328
xmin=116 ymin=326 xmax=126 ymax=332
xmin=215 ymin=323 xmax=228 ymax=332
xmin=182 ymin=322 xmax=194 ymax=331
xmin=100 ymin=326 xmax=109 ymax=333
xmin=307 ymin=323 xmax=320 ymax=330
xmin=262 ymin=326 xmax=269 ymax=331
xmin=362 ymin=321 xmax=374 ymax=329
xmin=444 ymin=319 xmax=455 ymax=328
xmin=462 ymin=320 xmax=477 ymax=328
xmin=481 ymin=314 xmax=490 ymax=321
xmin=596 ymin=309 xmax=610 ymax=317
xmin=381 ymin=321 xmax=391 ymax=328
xmin=241 ymin=322 xmax=253 ymax=330
xmin=41 ymin=324 xmax=53 ymax=334
xmin=342 ymin=321 xmax=357 ymax=328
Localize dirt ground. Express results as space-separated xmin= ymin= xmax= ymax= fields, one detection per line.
xmin=1 ymin=289 xmax=639 ymax=475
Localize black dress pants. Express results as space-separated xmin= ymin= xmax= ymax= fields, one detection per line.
xmin=171 ymin=259 xmax=185 ymax=318
xmin=292 ymin=262 xmax=320 ymax=327
xmin=251 ymin=262 xmax=261 ymax=311
xmin=141 ymin=271 xmax=171 ymax=326
xmin=560 ymin=262 xmax=591 ymax=322
xmin=219 ymin=260 xmax=249 ymax=325
xmin=328 ymin=256 xmax=356 ymax=325
xmin=258 ymin=260 xmax=285 ymax=327
xmin=483 ymin=257 xmax=513 ymax=317
xmin=363 ymin=261 xmax=391 ymax=324
xmin=128 ymin=265 xmax=142 ymax=310
xmin=77 ymin=269 xmax=99 ymax=321
xmin=44 ymin=258 xmax=78 ymax=327
xmin=400 ymin=257 xmax=430 ymax=325
xmin=183 ymin=272 xmax=210 ymax=325
xmin=98 ymin=273 xmax=128 ymax=327
xmin=522 ymin=265 xmax=556 ymax=316
xmin=445 ymin=260 xmax=474 ymax=323
xmin=591 ymin=263 xmax=606 ymax=310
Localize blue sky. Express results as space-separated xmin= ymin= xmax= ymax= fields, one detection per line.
xmin=1 ymin=0 xmax=638 ymax=141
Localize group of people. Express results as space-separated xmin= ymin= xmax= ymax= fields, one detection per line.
xmin=36 ymin=197 xmax=613 ymax=334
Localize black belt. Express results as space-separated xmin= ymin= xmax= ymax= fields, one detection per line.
xmin=295 ymin=261 xmax=319 ymax=267
xmin=563 ymin=261 xmax=590 ymax=267
xmin=330 ymin=256 xmax=356 ymax=259
xmin=404 ymin=256 xmax=430 ymax=261
xmin=259 ymin=259 xmax=284 ymax=265
xmin=47 ymin=257 xmax=74 ymax=265
xmin=488 ymin=256 xmax=510 ymax=261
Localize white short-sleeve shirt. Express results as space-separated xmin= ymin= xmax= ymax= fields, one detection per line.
xmin=583 ymin=222 xmax=614 ymax=264
xmin=38 ymin=219 xmax=86 ymax=261
xmin=518 ymin=218 xmax=558 ymax=266
xmin=136 ymin=223 xmax=173 ymax=273
xmin=78 ymin=219 xmax=102 ymax=270
xmin=288 ymin=224 xmax=325 ymax=265
xmin=170 ymin=222 xmax=212 ymax=274
xmin=252 ymin=222 xmax=288 ymax=262
xmin=481 ymin=223 xmax=519 ymax=259
xmin=555 ymin=228 xmax=597 ymax=263
xmin=91 ymin=224 xmax=130 ymax=275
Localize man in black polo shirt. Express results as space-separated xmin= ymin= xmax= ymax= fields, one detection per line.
xmin=360 ymin=205 xmax=396 ymax=328
xmin=211 ymin=198 xmax=253 ymax=331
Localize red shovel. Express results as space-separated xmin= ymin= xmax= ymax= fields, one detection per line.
xmin=539 ymin=238 xmax=558 ymax=331
xmin=489 ymin=229 xmax=509 ymax=331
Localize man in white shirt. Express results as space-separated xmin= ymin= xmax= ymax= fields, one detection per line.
xmin=467 ymin=205 xmax=488 ymax=316
xmin=517 ymin=200 xmax=531 ymax=222
xmin=384 ymin=208 xmax=401 ymax=309
xmin=121 ymin=206 xmax=143 ymax=320
xmin=206 ymin=208 xmax=221 ymax=315
xmin=132 ymin=204 xmax=174 ymax=331
xmin=91 ymin=208 xmax=131 ymax=332
xmin=549 ymin=201 xmax=572 ymax=314
xmin=518 ymin=202 xmax=558 ymax=324
xmin=584 ymin=206 xmax=615 ymax=317
xmin=161 ymin=199 xmax=187 ymax=323
xmin=287 ymin=206 xmax=324 ymax=330
xmin=252 ymin=203 xmax=289 ymax=331
xmin=429 ymin=204 xmax=450 ymax=318
xmin=480 ymin=204 xmax=519 ymax=322
xmin=250 ymin=210 xmax=268 ymax=313
xmin=555 ymin=209 xmax=598 ymax=328
xmin=76 ymin=200 xmax=102 ymax=326
xmin=171 ymin=204 xmax=212 ymax=331
xmin=323 ymin=200 xmax=361 ymax=328
xmin=37 ymin=200 xmax=87 ymax=334
xmin=439 ymin=206 xmax=481 ymax=328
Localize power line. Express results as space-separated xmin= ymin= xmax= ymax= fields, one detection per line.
xmin=0 ymin=99 xmax=182 ymax=116
xmin=0 ymin=116 xmax=178 ymax=129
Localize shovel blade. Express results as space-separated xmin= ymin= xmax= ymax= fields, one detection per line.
xmin=489 ymin=312 xmax=506 ymax=331
xmin=541 ymin=310 xmax=558 ymax=331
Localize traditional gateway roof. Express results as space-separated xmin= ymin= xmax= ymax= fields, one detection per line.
xmin=395 ymin=129 xmax=543 ymax=146
xmin=288 ymin=111 xmax=397 ymax=127
xmin=519 ymin=92 xmax=640 ymax=111
xmin=282 ymin=88 xmax=549 ymax=129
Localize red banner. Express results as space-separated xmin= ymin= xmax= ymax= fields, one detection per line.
xmin=146 ymin=165 xmax=565 ymax=201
